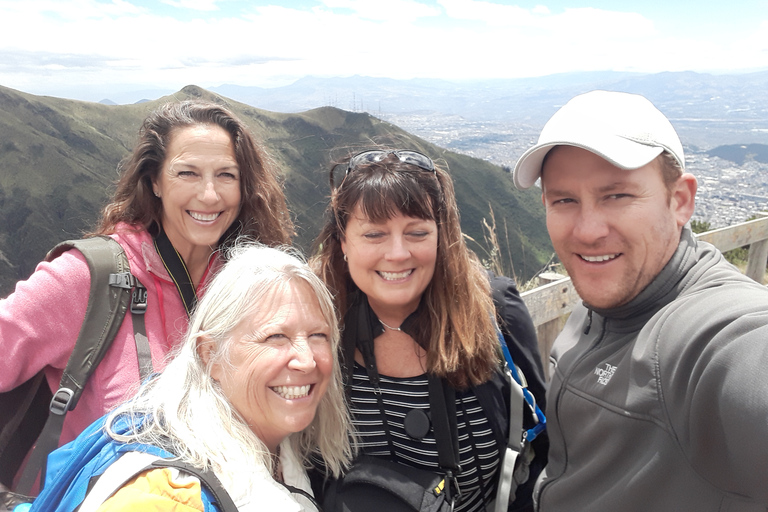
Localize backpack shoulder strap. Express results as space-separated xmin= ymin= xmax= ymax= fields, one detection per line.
xmin=152 ymin=459 xmax=238 ymax=512
xmin=489 ymin=325 xmax=546 ymax=512
xmin=427 ymin=375 xmax=460 ymax=505
xmin=77 ymin=451 xmax=238 ymax=512
xmin=76 ymin=451 xmax=162 ymax=512
xmin=48 ymin=237 xmax=136 ymax=407
xmin=492 ymin=365 xmax=527 ymax=512
xmin=16 ymin=237 xmax=152 ymax=494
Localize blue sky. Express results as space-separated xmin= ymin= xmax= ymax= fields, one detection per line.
xmin=0 ymin=0 xmax=766 ymax=101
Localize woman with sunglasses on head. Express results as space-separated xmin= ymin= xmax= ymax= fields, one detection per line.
xmin=311 ymin=149 xmax=547 ymax=512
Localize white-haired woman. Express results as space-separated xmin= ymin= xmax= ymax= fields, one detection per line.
xmin=29 ymin=244 xmax=353 ymax=512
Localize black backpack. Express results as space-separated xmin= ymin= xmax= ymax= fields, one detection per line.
xmin=0 ymin=236 xmax=152 ymax=494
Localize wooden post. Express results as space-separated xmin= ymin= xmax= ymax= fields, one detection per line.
xmin=523 ymin=273 xmax=577 ymax=381
xmin=745 ymin=213 xmax=768 ymax=284
xmin=536 ymin=318 xmax=566 ymax=381
xmin=746 ymin=239 xmax=768 ymax=284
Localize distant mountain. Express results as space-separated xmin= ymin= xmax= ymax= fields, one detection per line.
xmin=0 ymin=84 xmax=550 ymax=297
xmin=84 ymin=70 xmax=768 ymax=150
xmin=210 ymin=70 xmax=768 ymax=148
xmin=708 ymin=144 xmax=768 ymax=165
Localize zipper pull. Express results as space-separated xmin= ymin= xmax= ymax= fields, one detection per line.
xmin=583 ymin=309 xmax=593 ymax=335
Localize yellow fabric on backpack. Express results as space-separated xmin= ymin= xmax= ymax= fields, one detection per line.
xmin=96 ymin=467 xmax=205 ymax=512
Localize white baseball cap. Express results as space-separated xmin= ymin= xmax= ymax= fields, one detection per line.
xmin=513 ymin=90 xmax=685 ymax=189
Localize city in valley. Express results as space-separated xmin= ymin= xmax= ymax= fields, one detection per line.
xmin=381 ymin=112 xmax=768 ymax=230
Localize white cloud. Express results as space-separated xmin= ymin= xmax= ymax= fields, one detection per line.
xmin=438 ymin=0 xmax=538 ymax=26
xmin=321 ymin=0 xmax=440 ymax=22
xmin=0 ymin=0 xmax=144 ymax=21
xmin=552 ymin=7 xmax=655 ymax=38
xmin=160 ymin=0 xmax=221 ymax=11
xmin=0 ymin=0 xmax=765 ymax=97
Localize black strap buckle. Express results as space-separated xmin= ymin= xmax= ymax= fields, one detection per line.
xmin=110 ymin=272 xmax=147 ymax=314
xmin=513 ymin=439 xmax=535 ymax=485
xmin=131 ymin=285 xmax=148 ymax=314
xmin=50 ymin=388 xmax=74 ymax=415
xmin=444 ymin=469 xmax=462 ymax=507
xmin=109 ymin=271 xmax=136 ymax=289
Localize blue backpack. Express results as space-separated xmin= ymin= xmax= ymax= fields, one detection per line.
xmin=13 ymin=414 xmax=237 ymax=512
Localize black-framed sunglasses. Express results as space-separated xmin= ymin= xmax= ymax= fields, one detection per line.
xmin=345 ymin=149 xmax=436 ymax=175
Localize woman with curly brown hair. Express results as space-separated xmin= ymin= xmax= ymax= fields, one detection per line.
xmin=0 ymin=100 xmax=293 ymax=489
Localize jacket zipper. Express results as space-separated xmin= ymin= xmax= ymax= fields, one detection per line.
xmin=536 ymin=308 xmax=606 ymax=505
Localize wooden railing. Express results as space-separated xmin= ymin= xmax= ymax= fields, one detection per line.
xmin=521 ymin=214 xmax=768 ymax=379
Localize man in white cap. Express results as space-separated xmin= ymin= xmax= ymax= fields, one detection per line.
xmin=514 ymin=90 xmax=768 ymax=511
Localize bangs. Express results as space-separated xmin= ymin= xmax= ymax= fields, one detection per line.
xmin=346 ymin=168 xmax=437 ymax=224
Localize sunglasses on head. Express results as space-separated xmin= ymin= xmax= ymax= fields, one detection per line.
xmin=345 ymin=150 xmax=436 ymax=175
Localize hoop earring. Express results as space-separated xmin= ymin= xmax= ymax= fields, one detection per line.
xmin=343 ymin=253 xmax=348 ymax=262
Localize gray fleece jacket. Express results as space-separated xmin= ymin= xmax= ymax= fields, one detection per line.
xmin=536 ymin=225 xmax=768 ymax=512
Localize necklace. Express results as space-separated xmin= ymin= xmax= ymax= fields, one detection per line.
xmin=271 ymin=446 xmax=282 ymax=482
xmin=379 ymin=319 xmax=402 ymax=331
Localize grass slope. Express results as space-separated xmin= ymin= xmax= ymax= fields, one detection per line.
xmin=0 ymin=84 xmax=550 ymax=296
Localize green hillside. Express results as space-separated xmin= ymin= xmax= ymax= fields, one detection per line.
xmin=0 ymin=84 xmax=551 ymax=296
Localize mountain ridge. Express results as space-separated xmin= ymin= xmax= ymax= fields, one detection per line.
xmin=208 ymin=71 xmax=768 ymax=148
xmin=0 ymin=84 xmax=550 ymax=296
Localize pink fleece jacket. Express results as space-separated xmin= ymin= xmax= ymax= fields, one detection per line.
xmin=0 ymin=223 xmax=215 ymax=447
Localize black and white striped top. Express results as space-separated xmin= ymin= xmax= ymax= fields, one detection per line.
xmin=350 ymin=363 xmax=500 ymax=512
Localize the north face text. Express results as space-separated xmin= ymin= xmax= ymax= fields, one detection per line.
xmin=594 ymin=363 xmax=617 ymax=385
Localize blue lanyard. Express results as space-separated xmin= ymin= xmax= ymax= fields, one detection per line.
xmin=497 ymin=329 xmax=547 ymax=442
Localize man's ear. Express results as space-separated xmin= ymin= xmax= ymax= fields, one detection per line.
xmin=671 ymin=173 xmax=698 ymax=227
xmin=197 ymin=336 xmax=221 ymax=381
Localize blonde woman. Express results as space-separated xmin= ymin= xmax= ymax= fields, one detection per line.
xmin=32 ymin=244 xmax=352 ymax=512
